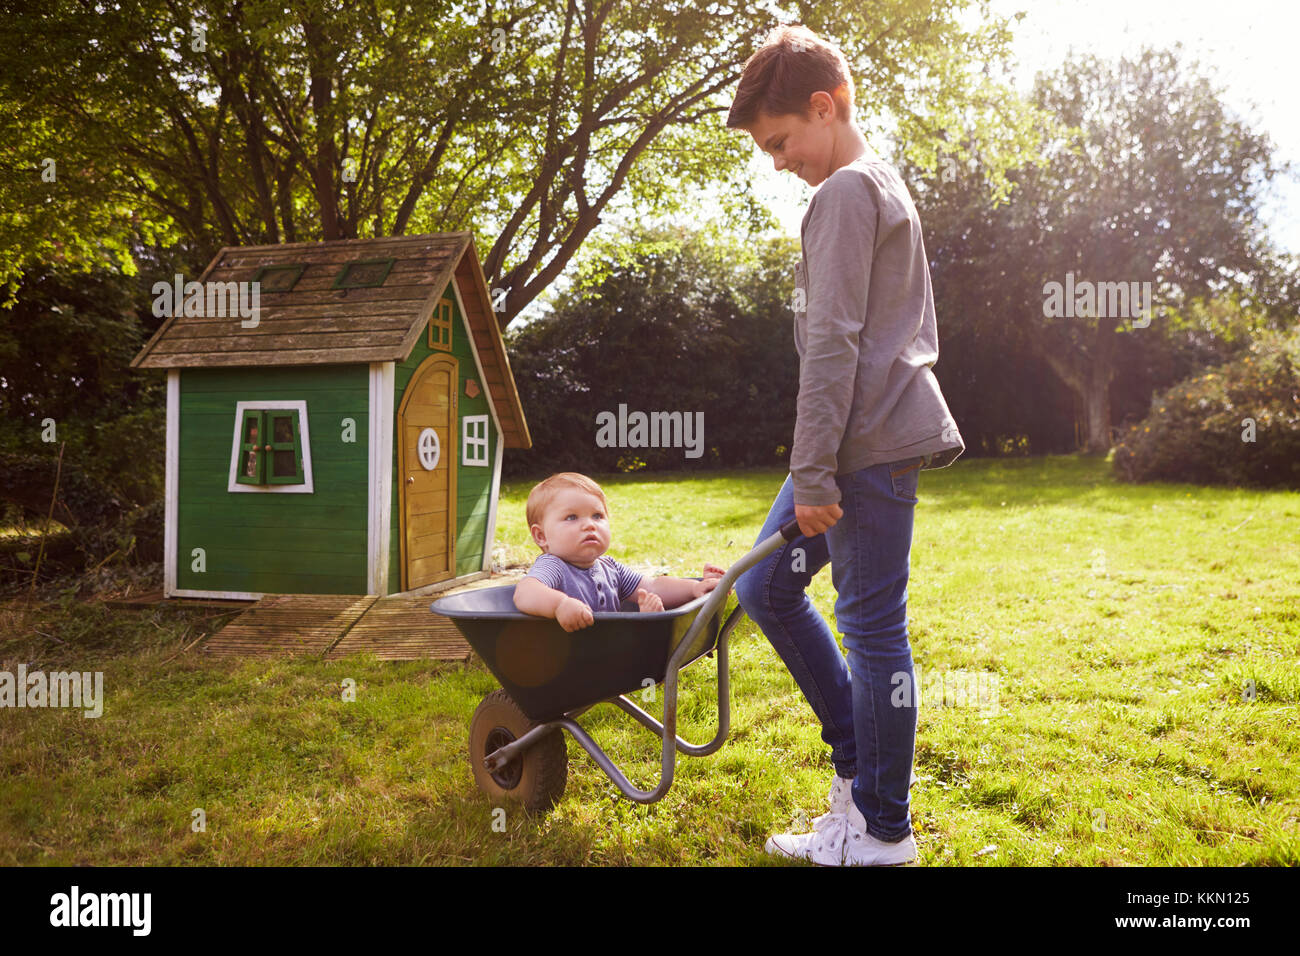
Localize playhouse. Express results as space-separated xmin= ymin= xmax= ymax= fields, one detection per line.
xmin=130 ymin=233 xmax=531 ymax=599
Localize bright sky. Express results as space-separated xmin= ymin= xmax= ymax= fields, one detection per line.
xmin=754 ymin=0 xmax=1300 ymax=254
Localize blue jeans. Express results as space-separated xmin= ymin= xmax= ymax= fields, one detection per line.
xmin=735 ymin=458 xmax=922 ymax=842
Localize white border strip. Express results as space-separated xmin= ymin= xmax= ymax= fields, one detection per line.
xmin=173 ymin=588 xmax=263 ymax=600
xmin=164 ymin=370 xmax=180 ymax=597
xmin=368 ymin=362 xmax=395 ymax=595
xmin=483 ymin=432 xmax=503 ymax=572
xmin=226 ymin=400 xmax=315 ymax=493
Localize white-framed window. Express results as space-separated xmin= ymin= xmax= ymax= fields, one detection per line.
xmin=417 ymin=427 xmax=441 ymax=470
xmin=462 ymin=415 xmax=489 ymax=466
xmin=227 ymin=400 xmax=314 ymax=493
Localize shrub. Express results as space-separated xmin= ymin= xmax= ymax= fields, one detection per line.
xmin=502 ymin=231 xmax=800 ymax=478
xmin=1113 ymin=327 xmax=1300 ymax=488
xmin=86 ymin=397 xmax=166 ymax=506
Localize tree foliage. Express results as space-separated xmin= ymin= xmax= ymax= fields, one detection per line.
xmin=503 ymin=225 xmax=800 ymax=476
xmin=903 ymin=45 xmax=1295 ymax=454
xmin=1 ymin=0 xmax=1042 ymax=325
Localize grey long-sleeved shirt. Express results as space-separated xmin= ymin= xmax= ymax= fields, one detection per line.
xmin=790 ymin=154 xmax=965 ymax=506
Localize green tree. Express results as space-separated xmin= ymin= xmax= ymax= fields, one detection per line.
xmin=1 ymin=0 xmax=1044 ymax=325
xmin=906 ymin=46 xmax=1294 ymax=454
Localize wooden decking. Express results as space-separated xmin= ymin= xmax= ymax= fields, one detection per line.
xmin=199 ymin=575 xmax=520 ymax=660
xmin=201 ymin=594 xmax=378 ymax=658
xmin=326 ymin=595 xmax=470 ymax=661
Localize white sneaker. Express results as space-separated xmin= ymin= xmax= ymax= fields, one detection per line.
xmin=765 ymin=776 xmax=854 ymax=865
xmin=842 ymin=801 xmax=918 ymax=866
xmin=766 ymin=775 xmax=919 ymax=866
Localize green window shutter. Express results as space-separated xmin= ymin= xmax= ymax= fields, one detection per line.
xmin=266 ymin=410 xmax=304 ymax=484
xmin=236 ymin=409 xmax=266 ymax=485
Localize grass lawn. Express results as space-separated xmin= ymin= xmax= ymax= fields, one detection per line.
xmin=1 ymin=455 xmax=1296 ymax=865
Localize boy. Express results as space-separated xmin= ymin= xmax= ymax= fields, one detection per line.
xmin=727 ymin=24 xmax=965 ymax=865
xmin=513 ymin=472 xmax=726 ymax=632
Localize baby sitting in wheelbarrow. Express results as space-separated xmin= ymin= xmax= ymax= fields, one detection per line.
xmin=513 ymin=472 xmax=726 ymax=632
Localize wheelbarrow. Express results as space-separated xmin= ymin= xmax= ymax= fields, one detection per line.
xmin=430 ymin=519 xmax=801 ymax=811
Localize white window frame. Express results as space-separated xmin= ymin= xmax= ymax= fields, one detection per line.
xmin=227 ymin=400 xmax=315 ymax=493
xmin=462 ymin=414 xmax=489 ymax=466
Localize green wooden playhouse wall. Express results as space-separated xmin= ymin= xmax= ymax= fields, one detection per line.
xmin=387 ymin=286 xmax=498 ymax=592
xmin=177 ymin=365 xmax=371 ymax=594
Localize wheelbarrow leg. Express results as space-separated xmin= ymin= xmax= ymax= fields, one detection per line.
xmin=609 ymin=603 xmax=743 ymax=757
xmin=485 ymin=604 xmax=743 ymax=798
xmin=484 ymin=675 xmax=687 ymax=803
xmin=544 ymin=602 xmax=747 ymax=801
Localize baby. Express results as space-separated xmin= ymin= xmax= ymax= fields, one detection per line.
xmin=513 ymin=472 xmax=726 ymax=632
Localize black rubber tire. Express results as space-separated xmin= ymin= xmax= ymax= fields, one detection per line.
xmin=468 ymin=689 xmax=567 ymax=812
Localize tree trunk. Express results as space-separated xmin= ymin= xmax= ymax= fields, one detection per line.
xmin=1083 ymin=316 xmax=1118 ymax=453
xmin=1082 ymin=370 xmax=1113 ymax=454
xmin=1025 ymin=313 xmax=1118 ymax=454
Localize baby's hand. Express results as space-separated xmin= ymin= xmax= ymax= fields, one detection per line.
xmin=636 ymin=587 xmax=664 ymax=613
xmin=556 ymin=596 xmax=595 ymax=632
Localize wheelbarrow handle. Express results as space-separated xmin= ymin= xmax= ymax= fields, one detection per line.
xmin=666 ymin=516 xmax=803 ymax=674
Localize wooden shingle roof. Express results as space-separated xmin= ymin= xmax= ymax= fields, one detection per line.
xmin=130 ymin=233 xmax=530 ymax=449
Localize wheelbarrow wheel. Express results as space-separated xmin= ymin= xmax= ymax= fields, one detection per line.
xmin=469 ymin=689 xmax=567 ymax=812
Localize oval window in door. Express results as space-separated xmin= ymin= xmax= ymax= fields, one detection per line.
xmin=417 ymin=427 xmax=440 ymax=470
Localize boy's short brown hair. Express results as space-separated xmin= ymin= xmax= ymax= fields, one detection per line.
xmin=525 ymin=472 xmax=610 ymax=546
xmin=726 ymin=24 xmax=855 ymax=129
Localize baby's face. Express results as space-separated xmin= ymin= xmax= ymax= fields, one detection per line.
xmin=531 ymin=487 xmax=611 ymax=568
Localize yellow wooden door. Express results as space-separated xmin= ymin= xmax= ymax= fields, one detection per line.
xmin=399 ymin=355 xmax=457 ymax=590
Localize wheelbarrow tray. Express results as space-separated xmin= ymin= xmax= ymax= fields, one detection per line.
xmin=431 ymin=583 xmax=724 ymax=723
